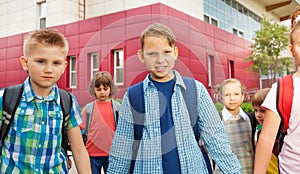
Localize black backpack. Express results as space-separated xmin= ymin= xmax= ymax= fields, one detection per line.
xmin=0 ymin=84 xmax=72 ymax=155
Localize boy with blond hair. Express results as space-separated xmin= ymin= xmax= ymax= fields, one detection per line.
xmin=0 ymin=28 xmax=91 ymax=173
xmin=216 ymin=78 xmax=257 ymax=174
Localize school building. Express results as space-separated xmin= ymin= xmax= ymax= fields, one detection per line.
xmin=0 ymin=0 xmax=298 ymax=105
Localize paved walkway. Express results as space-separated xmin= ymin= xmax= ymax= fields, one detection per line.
xmin=68 ymin=156 xmax=78 ymax=174
xmin=68 ymin=156 xmax=104 ymax=174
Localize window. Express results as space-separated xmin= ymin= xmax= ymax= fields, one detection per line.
xmin=211 ymin=18 xmax=218 ymax=27
xmin=239 ymin=31 xmax=244 ymax=37
xmin=113 ymin=49 xmax=124 ymax=85
xmin=233 ymin=28 xmax=244 ymax=38
xmin=229 ymin=60 xmax=235 ymax=78
xmin=204 ymin=0 xmax=261 ymax=40
xmin=204 ymin=14 xmax=210 ymax=23
xmin=203 ymin=14 xmax=218 ymax=27
xmin=208 ymin=55 xmax=215 ymax=87
xmin=233 ymin=28 xmax=238 ymax=35
xmin=38 ymin=1 xmax=47 ymax=29
xmin=69 ymin=56 xmax=77 ymax=88
xmin=90 ymin=53 xmax=99 ymax=79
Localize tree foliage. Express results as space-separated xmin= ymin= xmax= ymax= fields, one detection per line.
xmin=246 ymin=17 xmax=292 ymax=80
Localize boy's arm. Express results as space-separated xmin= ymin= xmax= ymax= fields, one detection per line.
xmin=254 ymin=110 xmax=280 ymax=174
xmin=68 ymin=126 xmax=91 ymax=174
xmin=108 ymin=93 xmax=135 ymax=173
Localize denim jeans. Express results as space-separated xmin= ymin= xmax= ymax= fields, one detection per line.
xmin=90 ymin=156 xmax=109 ymax=174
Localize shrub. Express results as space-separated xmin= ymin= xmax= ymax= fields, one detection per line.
xmin=214 ymin=102 xmax=254 ymax=113
xmin=214 ymin=102 xmax=224 ymax=113
xmin=241 ymin=102 xmax=254 ymax=113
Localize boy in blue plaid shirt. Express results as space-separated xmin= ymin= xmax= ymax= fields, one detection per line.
xmin=108 ymin=23 xmax=241 ymax=174
xmin=0 ymin=28 xmax=91 ymax=174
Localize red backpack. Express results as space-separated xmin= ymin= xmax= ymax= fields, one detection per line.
xmin=276 ymin=74 xmax=293 ymax=155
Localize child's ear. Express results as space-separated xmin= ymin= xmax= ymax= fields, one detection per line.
xmin=20 ymin=56 xmax=29 ymax=72
xmin=174 ymin=46 xmax=178 ymax=60
xmin=289 ymin=44 xmax=295 ymax=57
xmin=61 ymin=60 xmax=68 ymax=74
xmin=137 ymin=49 xmax=144 ymax=63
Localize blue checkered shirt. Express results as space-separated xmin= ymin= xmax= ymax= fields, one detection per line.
xmin=0 ymin=77 xmax=82 ymax=174
xmin=108 ymin=71 xmax=241 ymax=174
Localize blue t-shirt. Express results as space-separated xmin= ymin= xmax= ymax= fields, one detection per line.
xmin=150 ymin=77 xmax=181 ymax=174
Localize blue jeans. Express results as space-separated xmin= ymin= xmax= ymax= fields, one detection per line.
xmin=90 ymin=156 xmax=109 ymax=174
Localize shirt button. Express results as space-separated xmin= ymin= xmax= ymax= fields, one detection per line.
xmin=38 ymin=144 xmax=42 ymax=148
xmin=42 ymin=121 xmax=45 ymax=124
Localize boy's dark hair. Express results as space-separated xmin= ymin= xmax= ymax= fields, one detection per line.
xmin=88 ymin=71 xmax=117 ymax=97
xmin=139 ymin=23 xmax=176 ymax=49
xmin=251 ymin=88 xmax=270 ymax=107
xmin=23 ymin=28 xmax=69 ymax=58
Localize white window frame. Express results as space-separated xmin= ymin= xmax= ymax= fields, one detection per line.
xmin=113 ymin=49 xmax=124 ymax=85
xmin=69 ymin=56 xmax=77 ymax=88
xmin=38 ymin=1 xmax=47 ymax=29
xmin=90 ymin=52 xmax=99 ymax=79
xmin=208 ymin=55 xmax=213 ymax=87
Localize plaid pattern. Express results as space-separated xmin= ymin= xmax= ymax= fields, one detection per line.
xmin=215 ymin=113 xmax=254 ymax=174
xmin=0 ymin=77 xmax=82 ymax=174
xmin=108 ymin=71 xmax=241 ymax=174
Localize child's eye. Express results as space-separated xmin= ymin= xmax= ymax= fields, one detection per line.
xmin=146 ymin=52 xmax=158 ymax=58
xmin=36 ymin=59 xmax=45 ymax=64
xmin=53 ymin=61 xmax=63 ymax=66
xmin=260 ymin=109 xmax=266 ymax=114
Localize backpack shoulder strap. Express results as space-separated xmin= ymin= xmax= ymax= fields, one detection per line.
xmin=1 ymin=84 xmax=23 ymax=147
xmin=58 ymin=89 xmax=72 ymax=153
xmin=181 ymin=77 xmax=213 ymax=174
xmin=85 ymin=101 xmax=94 ymax=136
xmin=246 ymin=112 xmax=257 ymax=151
xmin=112 ymin=99 xmax=121 ymax=125
xmin=276 ymin=74 xmax=293 ymax=153
xmin=128 ymin=82 xmax=145 ymax=174
xmin=277 ymin=74 xmax=293 ymax=131
xmin=181 ymin=76 xmax=198 ymax=140
xmin=128 ymin=82 xmax=145 ymax=141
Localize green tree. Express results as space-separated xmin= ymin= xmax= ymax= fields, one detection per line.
xmin=246 ymin=17 xmax=292 ymax=82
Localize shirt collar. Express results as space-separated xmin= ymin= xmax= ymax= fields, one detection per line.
xmin=222 ymin=107 xmax=247 ymax=121
xmin=23 ymin=77 xmax=59 ymax=103
xmin=143 ymin=70 xmax=185 ymax=90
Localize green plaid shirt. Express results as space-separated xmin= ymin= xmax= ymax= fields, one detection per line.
xmin=0 ymin=77 xmax=82 ymax=173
